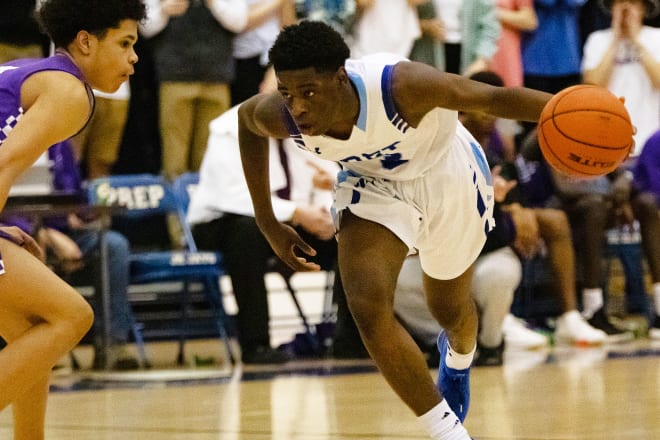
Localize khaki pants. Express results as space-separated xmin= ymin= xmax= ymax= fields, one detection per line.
xmin=159 ymin=81 xmax=231 ymax=180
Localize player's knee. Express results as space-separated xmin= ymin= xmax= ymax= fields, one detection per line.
xmin=62 ymin=294 xmax=94 ymax=340
xmin=346 ymin=294 xmax=390 ymax=339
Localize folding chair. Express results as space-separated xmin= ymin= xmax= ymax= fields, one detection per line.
xmin=172 ymin=172 xmax=323 ymax=355
xmin=86 ymin=174 xmax=236 ymax=365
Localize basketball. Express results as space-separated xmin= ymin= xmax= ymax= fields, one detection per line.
xmin=537 ymin=84 xmax=634 ymax=178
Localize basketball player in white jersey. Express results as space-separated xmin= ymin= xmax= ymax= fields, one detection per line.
xmin=238 ymin=21 xmax=552 ymax=439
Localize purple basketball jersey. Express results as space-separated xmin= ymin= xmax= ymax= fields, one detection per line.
xmin=0 ymin=54 xmax=87 ymax=146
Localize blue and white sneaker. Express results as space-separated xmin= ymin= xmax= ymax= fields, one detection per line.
xmin=437 ymin=331 xmax=471 ymax=423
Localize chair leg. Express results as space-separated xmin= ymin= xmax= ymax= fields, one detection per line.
xmin=130 ymin=319 xmax=151 ymax=369
xmin=177 ymin=281 xmax=191 ymax=366
xmin=282 ymin=276 xmax=320 ymax=354
xmin=204 ymin=277 xmax=236 ymax=365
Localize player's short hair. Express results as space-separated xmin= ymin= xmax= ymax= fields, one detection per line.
xmin=269 ymin=20 xmax=350 ymax=74
xmin=36 ymin=0 xmax=147 ymax=49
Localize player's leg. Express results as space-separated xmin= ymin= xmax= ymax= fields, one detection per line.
xmin=424 ymin=265 xmax=477 ymax=422
xmin=12 ymin=375 xmax=49 ymax=439
xmin=0 ymin=240 xmax=93 ymax=426
xmin=336 ymin=211 xmax=442 ymax=415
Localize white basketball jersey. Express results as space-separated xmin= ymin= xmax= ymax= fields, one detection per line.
xmin=285 ymin=54 xmax=459 ymax=181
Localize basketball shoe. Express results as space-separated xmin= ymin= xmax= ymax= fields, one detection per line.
xmin=502 ymin=314 xmax=549 ymax=349
xmin=437 ymin=331 xmax=470 ymax=423
xmin=586 ymin=308 xmax=635 ymax=343
xmin=555 ymin=310 xmax=607 ymax=345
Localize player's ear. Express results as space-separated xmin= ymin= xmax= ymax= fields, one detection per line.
xmin=336 ymin=66 xmax=348 ymax=84
xmin=74 ymin=30 xmax=93 ymax=55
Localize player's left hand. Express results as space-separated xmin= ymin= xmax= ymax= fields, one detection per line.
xmin=0 ymin=225 xmax=43 ymax=259
xmin=262 ymin=221 xmax=321 ymax=272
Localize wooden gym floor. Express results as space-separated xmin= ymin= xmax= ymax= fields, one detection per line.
xmin=0 ymin=337 xmax=658 ymax=439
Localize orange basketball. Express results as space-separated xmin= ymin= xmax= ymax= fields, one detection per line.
xmin=537 ymin=84 xmax=634 ymax=178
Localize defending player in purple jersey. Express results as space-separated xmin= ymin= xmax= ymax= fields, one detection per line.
xmin=0 ymin=1 xmax=146 ymax=438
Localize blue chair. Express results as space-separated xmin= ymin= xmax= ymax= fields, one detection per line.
xmin=86 ymin=174 xmax=236 ymax=365
xmin=172 ymin=172 xmax=323 ymax=356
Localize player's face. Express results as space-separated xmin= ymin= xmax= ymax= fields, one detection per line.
xmin=86 ymin=19 xmax=139 ymax=93
xmin=276 ymin=67 xmax=344 ymax=136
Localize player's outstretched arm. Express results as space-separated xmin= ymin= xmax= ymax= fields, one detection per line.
xmin=391 ymin=60 xmax=553 ymax=125
xmin=237 ymin=94 xmax=320 ymax=272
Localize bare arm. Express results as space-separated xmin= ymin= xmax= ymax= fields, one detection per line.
xmin=0 ymin=72 xmax=89 ymax=213
xmin=392 ymin=61 xmax=552 ymax=126
xmin=244 ymin=0 xmax=290 ymax=32
xmin=237 ymin=94 xmax=320 ymax=271
xmin=582 ymin=39 xmax=618 ymax=87
xmin=496 ymin=5 xmax=538 ymax=31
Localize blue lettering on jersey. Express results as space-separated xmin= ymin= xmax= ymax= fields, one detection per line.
xmin=338 ymin=140 xmax=409 ymax=170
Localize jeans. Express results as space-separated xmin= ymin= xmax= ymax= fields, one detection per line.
xmin=67 ymin=229 xmax=132 ymax=346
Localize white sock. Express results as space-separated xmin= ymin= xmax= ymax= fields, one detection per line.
xmin=653 ymin=283 xmax=660 ymax=316
xmin=445 ymin=340 xmax=476 ymax=370
xmin=418 ymin=400 xmax=471 ymax=440
xmin=582 ymin=288 xmax=604 ymax=319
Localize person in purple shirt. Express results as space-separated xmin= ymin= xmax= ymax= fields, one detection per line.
xmin=633 ymin=129 xmax=660 ymax=338
xmin=0 ymin=1 xmax=146 ymax=438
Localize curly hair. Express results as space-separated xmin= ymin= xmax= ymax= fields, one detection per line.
xmin=36 ymin=0 xmax=147 ymax=48
xmin=269 ymin=20 xmax=350 ymax=73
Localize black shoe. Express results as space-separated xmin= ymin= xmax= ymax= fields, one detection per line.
xmin=649 ymin=315 xmax=660 ymax=340
xmin=241 ymin=346 xmax=290 ymax=365
xmin=587 ymin=308 xmax=634 ymax=343
xmin=473 ymin=341 xmax=504 ymax=367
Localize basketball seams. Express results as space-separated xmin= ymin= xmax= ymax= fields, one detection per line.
xmin=543 ymin=117 xmax=632 ymax=151
xmin=537 ymin=84 xmax=633 ymax=177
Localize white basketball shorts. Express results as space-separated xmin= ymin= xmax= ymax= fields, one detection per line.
xmin=333 ymin=127 xmax=495 ymax=280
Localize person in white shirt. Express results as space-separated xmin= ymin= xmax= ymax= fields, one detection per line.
xmin=187 ymin=104 xmax=341 ymax=364
xmin=582 ymin=0 xmax=660 ymax=153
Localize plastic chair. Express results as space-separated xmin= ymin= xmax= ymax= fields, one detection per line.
xmin=172 ymin=172 xmax=323 ymax=355
xmin=86 ymin=174 xmax=236 ymax=365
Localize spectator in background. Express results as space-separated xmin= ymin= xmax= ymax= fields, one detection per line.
xmin=522 ymin=0 xmax=587 ymax=90
xmin=632 ymin=129 xmax=660 ymax=339
xmin=519 ymin=128 xmax=658 ymax=342
xmin=431 ymin=0 xmax=501 ymax=75
xmin=140 ymin=0 xmax=248 ymax=181
xmin=187 ymin=103 xmax=341 ymax=364
xmin=231 ymin=0 xmax=296 ymax=106
xmin=582 ymin=0 xmax=660 ymax=153
xmin=491 ymin=0 xmax=538 ymax=87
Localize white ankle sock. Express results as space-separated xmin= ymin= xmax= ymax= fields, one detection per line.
xmin=582 ymin=288 xmax=604 ymax=319
xmin=445 ymin=341 xmax=476 ymax=370
xmin=653 ymin=283 xmax=660 ymax=316
xmin=418 ymin=400 xmax=471 ymax=440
